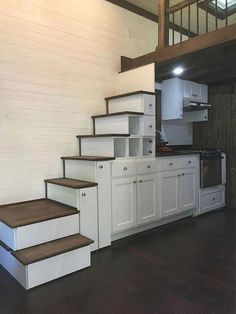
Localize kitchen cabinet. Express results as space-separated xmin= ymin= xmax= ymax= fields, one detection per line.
xmin=162 ymin=78 xmax=208 ymax=120
xmin=111 ymin=159 xmax=159 ymax=233
xmin=159 ymin=170 xmax=179 ymax=218
xmin=112 ymin=176 xmax=137 ymax=233
xmin=137 ymin=173 xmax=158 ymax=225
xmin=159 ymin=156 xmax=197 ymax=218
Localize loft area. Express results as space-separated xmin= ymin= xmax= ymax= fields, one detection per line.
xmin=110 ymin=0 xmax=236 ymax=85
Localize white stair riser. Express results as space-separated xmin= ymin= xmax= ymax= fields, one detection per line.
xmin=94 ymin=115 xmax=155 ymax=137
xmin=0 ymin=245 xmax=91 ymax=290
xmin=47 ymin=184 xmax=77 ymax=208
xmin=47 ymin=184 xmax=98 ymax=251
xmin=0 ymin=214 xmax=79 ymax=250
xmin=108 ymin=94 xmax=155 ymax=115
xmin=81 ymin=137 xmax=114 ymax=157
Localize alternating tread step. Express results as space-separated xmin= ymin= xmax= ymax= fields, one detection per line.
xmin=105 ymin=90 xmax=155 ymax=101
xmin=0 ymin=199 xmax=78 ymax=228
xmin=76 ymin=134 xmax=130 ymax=138
xmin=11 ymin=234 xmax=94 ymax=265
xmin=91 ymin=111 xmax=144 ymax=119
xmin=61 ymin=156 xmax=115 ymax=161
xmin=45 ymin=178 xmax=97 ymax=189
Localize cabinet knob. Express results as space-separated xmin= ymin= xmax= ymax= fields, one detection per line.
xmin=181 ymin=173 xmax=185 ymax=176
xmin=147 ymin=165 xmax=151 ymax=169
xmin=139 ymin=180 xmax=143 ymax=183
xmin=149 ymin=125 xmax=153 ymax=128
xmin=82 ymin=192 xmax=86 ymax=197
xmin=148 ymin=150 xmax=153 ymax=154
xmin=212 ymin=197 xmax=216 ymax=201
xmin=149 ymin=103 xmax=153 ymax=107
xmin=123 ymin=167 xmax=128 ymax=171
xmin=133 ymin=180 xmax=137 ymax=184
xmin=99 ymin=165 xmax=103 ymax=169
xmin=149 ymin=140 xmax=152 ymax=144
xmin=169 ymin=163 xmax=173 ymax=166
xmin=192 ymin=94 xmax=197 ymax=97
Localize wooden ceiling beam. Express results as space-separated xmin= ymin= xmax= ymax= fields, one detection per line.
xmin=105 ymin=0 xmax=197 ymax=38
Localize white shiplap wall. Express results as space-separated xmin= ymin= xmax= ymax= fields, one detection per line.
xmin=0 ymin=0 xmax=157 ymax=204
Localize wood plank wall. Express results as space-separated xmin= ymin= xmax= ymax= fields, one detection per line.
xmin=0 ymin=0 xmax=157 ymax=205
xmin=193 ymin=83 xmax=236 ymax=208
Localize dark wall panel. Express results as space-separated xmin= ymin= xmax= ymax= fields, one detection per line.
xmin=193 ymin=83 xmax=236 ymax=208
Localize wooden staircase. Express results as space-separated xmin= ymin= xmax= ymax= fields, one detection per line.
xmin=0 ymin=89 xmax=156 ymax=289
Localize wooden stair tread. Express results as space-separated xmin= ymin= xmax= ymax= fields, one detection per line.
xmin=91 ymin=111 xmax=144 ymax=119
xmin=11 ymin=234 xmax=94 ymax=265
xmin=0 ymin=199 xmax=78 ymax=228
xmin=105 ymin=90 xmax=155 ymax=101
xmin=61 ymin=156 xmax=115 ymax=161
xmin=76 ymin=134 xmax=130 ymax=138
xmin=45 ymin=178 xmax=97 ymax=189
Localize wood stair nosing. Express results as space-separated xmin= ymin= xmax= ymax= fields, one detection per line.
xmin=104 ymin=90 xmax=155 ymax=101
xmin=44 ymin=178 xmax=97 ymax=189
xmin=76 ymin=134 xmax=130 ymax=139
xmin=0 ymin=199 xmax=78 ymax=228
xmin=61 ymin=156 xmax=116 ymax=161
xmin=11 ymin=234 xmax=94 ymax=266
xmin=91 ymin=111 xmax=144 ymax=119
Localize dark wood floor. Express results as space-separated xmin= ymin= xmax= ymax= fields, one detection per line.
xmin=1 ymin=208 xmax=236 ymax=314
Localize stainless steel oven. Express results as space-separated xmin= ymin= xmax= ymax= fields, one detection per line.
xmin=200 ymin=150 xmax=222 ymax=189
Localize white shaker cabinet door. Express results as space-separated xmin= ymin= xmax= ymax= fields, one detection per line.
xmin=179 ymin=168 xmax=197 ymax=212
xmin=112 ymin=177 xmax=137 ymax=233
xmin=159 ymin=170 xmax=179 ymax=218
xmin=137 ymin=174 xmax=158 ymax=225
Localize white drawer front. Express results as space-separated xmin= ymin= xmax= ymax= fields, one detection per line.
xmin=112 ymin=161 xmax=136 ymax=177
xmin=137 ymin=160 xmax=158 ymax=175
xmin=180 ymin=156 xmax=197 ymax=169
xmin=159 ymin=158 xmax=180 ymax=171
xmin=200 ymin=187 xmax=225 ymax=213
xmin=143 ymin=116 xmax=155 ymax=136
xmin=143 ymin=94 xmax=155 ymax=115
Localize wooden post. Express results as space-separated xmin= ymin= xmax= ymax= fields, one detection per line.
xmin=157 ymin=0 xmax=169 ymax=50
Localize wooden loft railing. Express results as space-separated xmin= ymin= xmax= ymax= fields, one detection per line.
xmin=159 ymin=0 xmax=235 ymax=48
xmin=121 ymin=0 xmax=236 ymax=72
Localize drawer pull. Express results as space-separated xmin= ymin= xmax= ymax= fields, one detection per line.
xmin=188 ymin=161 xmax=192 ymax=164
xmin=181 ymin=173 xmax=185 ymax=176
xmin=82 ymin=192 xmax=86 ymax=197
xmin=169 ymin=163 xmax=173 ymax=166
xmin=192 ymin=94 xmax=198 ymax=97
xmin=99 ymin=165 xmax=103 ymax=169
xmin=123 ymin=167 xmax=128 ymax=171
xmin=149 ymin=140 xmax=152 ymax=144
xmin=212 ymin=197 xmax=216 ymax=201
xmin=147 ymin=165 xmax=151 ymax=169
xmin=139 ymin=180 xmax=143 ymax=183
xmin=133 ymin=180 xmax=137 ymax=184
xmin=177 ymin=174 xmax=181 ymax=177
xmin=149 ymin=103 xmax=153 ymax=107
xmin=148 ymin=150 xmax=153 ymax=154
xmin=149 ymin=125 xmax=153 ymax=128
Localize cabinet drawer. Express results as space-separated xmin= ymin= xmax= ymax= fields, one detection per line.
xmin=180 ymin=156 xmax=197 ymax=169
xmin=143 ymin=94 xmax=155 ymax=115
xmin=159 ymin=158 xmax=180 ymax=171
xmin=137 ymin=160 xmax=158 ymax=175
xmin=112 ymin=161 xmax=136 ymax=177
xmin=143 ymin=116 xmax=155 ymax=136
xmin=200 ymin=187 xmax=225 ymax=213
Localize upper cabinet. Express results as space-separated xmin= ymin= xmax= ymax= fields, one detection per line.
xmin=162 ymin=78 xmax=209 ymax=121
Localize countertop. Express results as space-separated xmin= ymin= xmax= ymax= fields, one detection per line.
xmin=156 ymin=150 xmax=202 ymax=157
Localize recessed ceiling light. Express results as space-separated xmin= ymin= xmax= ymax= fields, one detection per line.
xmin=173 ymin=67 xmax=184 ymax=76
